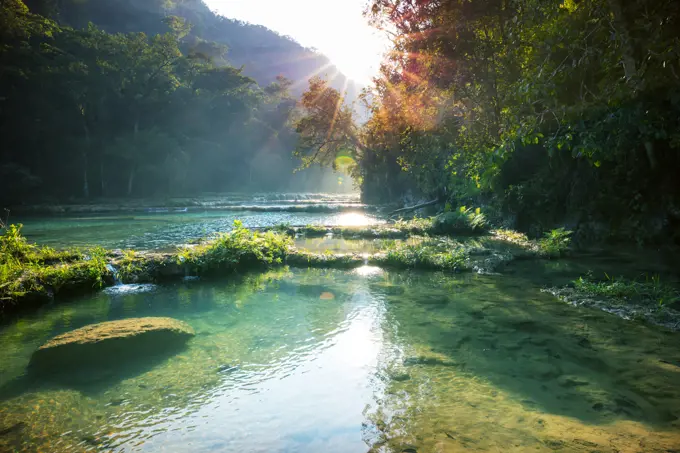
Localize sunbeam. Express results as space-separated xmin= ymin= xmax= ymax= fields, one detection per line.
xmin=206 ymin=0 xmax=390 ymax=84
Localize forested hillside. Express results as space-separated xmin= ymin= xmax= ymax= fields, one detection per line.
xmin=26 ymin=0 xmax=361 ymax=99
xmin=295 ymin=0 xmax=680 ymax=244
xmin=1 ymin=0 xmax=356 ymax=203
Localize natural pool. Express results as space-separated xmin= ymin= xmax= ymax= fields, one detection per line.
xmin=15 ymin=211 xmax=383 ymax=250
xmin=1 ymin=266 xmax=679 ymax=453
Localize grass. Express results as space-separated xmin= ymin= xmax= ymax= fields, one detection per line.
xmin=1 ymin=219 xmax=575 ymax=316
xmin=287 ymin=251 xmax=366 ymax=268
xmin=178 ymin=220 xmax=293 ymax=273
xmin=392 ymin=216 xmax=434 ymax=235
xmin=1 ymin=225 xmax=109 ymax=304
xmin=0 ymin=224 xmax=83 ymax=264
xmin=269 ymin=209 xmax=490 ymax=240
xmin=492 ymin=229 xmax=531 ymax=244
xmin=286 ymin=240 xmax=469 ymax=272
xmin=377 ymin=239 xmax=469 ymax=272
xmin=429 ymin=207 xmax=489 ymax=236
xmin=573 ymin=272 xmax=680 ymax=308
xmin=116 ymin=249 xmax=147 ymax=282
xmin=298 ymin=224 xmax=329 ymax=237
xmin=269 ymin=222 xmax=294 ymax=234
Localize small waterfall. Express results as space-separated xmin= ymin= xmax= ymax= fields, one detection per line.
xmin=103 ymin=263 xmax=157 ymax=294
xmin=106 ymin=263 xmax=122 ymax=286
xmin=183 ymin=262 xmax=199 ymax=281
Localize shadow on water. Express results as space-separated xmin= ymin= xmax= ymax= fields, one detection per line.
xmin=369 ymin=270 xmax=680 ymax=430
xmin=0 ymin=342 xmax=191 ymax=403
xmin=2 ymin=264 xmax=680 ymax=452
xmin=504 ymin=247 xmax=680 ymax=288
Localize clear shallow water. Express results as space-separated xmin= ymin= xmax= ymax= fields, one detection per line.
xmin=1 ymin=267 xmax=679 ymax=453
xmin=293 ymin=236 xmax=423 ymax=254
xmin=15 ymin=211 xmax=383 ymax=250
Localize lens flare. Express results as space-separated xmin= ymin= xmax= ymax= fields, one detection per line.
xmin=337 ymin=212 xmax=374 ymax=226
xmin=335 ymin=155 xmax=355 ymax=170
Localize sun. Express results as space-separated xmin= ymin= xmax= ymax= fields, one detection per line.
xmin=326 ymin=27 xmax=390 ymax=85
xmin=207 ymin=0 xmax=390 ymax=86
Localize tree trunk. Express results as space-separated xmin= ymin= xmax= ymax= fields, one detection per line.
xmin=607 ymin=0 xmax=637 ymax=84
xmin=644 ymin=141 xmax=657 ymax=170
xmin=100 ymin=159 xmax=105 ymax=197
xmin=127 ymin=113 xmax=140 ymax=197
xmin=607 ymin=0 xmax=658 ymax=169
xmin=389 ymin=199 xmax=440 ymax=216
xmin=82 ymin=121 xmax=91 ymax=198
xmin=127 ymin=167 xmax=136 ymax=197
xmin=82 ymin=152 xmax=89 ymax=199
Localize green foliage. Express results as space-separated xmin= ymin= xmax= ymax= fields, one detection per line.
xmin=431 ymin=207 xmax=488 ymax=236
xmin=294 ymin=77 xmax=359 ymax=172
xmin=538 ymin=228 xmax=572 ymax=257
xmin=574 ymin=272 xmax=680 ymax=308
xmin=116 ymin=249 xmax=145 ymax=282
xmin=379 ymin=240 xmax=468 ymax=272
xmin=0 ymin=224 xmax=82 ymax=265
xmin=300 ymin=225 xmax=329 ymax=237
xmin=0 ymin=0 xmax=313 ymax=202
xmin=359 ymin=0 xmax=680 ymax=243
xmin=270 ymin=223 xmax=293 ymax=234
xmin=0 ymin=224 xmax=108 ymax=303
xmin=392 ymin=217 xmax=433 ymax=235
xmin=492 ymin=229 xmax=530 ymax=245
xmin=286 ymin=251 xmax=364 ymax=269
xmin=179 ymin=220 xmax=292 ymax=273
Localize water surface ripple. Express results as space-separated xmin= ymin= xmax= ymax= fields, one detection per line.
xmin=0 ymin=267 xmax=679 ymax=452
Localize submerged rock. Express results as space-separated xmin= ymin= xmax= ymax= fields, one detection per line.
xmin=545 ymin=286 xmax=680 ymax=331
xmin=29 ymin=317 xmax=194 ymax=371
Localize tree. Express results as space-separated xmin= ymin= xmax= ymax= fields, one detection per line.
xmin=294 ymin=76 xmax=359 ymax=170
xmin=0 ymin=0 xmax=323 ymax=203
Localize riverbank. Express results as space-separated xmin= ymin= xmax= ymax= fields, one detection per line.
xmin=0 ymin=219 xmax=556 ymax=312
xmin=2 ymin=220 xmax=679 ymax=331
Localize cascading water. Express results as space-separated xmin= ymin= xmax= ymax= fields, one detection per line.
xmin=105 ymin=263 xmax=121 ymax=286
xmin=179 ymin=255 xmax=199 ymax=281
xmin=103 ymin=263 xmax=156 ymax=294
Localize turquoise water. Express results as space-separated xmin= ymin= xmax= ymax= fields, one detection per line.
xmin=15 ymin=211 xmax=383 ymax=250
xmin=1 ymin=266 xmax=679 ymax=452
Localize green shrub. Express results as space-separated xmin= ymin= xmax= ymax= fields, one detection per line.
xmin=393 ymin=216 xmax=434 ymax=234
xmin=539 ymin=228 xmax=572 ymax=257
xmin=179 ymin=220 xmax=292 ymax=273
xmin=270 ymin=223 xmax=294 ymax=235
xmin=116 ymin=249 xmax=146 ymax=282
xmin=300 ymin=224 xmax=329 ymax=237
xmin=379 ymin=241 xmax=468 ymax=271
xmin=0 ymin=224 xmax=82 ymax=265
xmin=1 ymin=225 xmax=108 ymax=303
xmin=430 ymin=207 xmax=488 ymax=236
xmin=573 ymin=272 xmax=680 ymax=307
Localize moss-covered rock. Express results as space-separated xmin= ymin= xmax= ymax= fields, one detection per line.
xmin=286 ymin=251 xmax=367 ymax=268
xmin=29 ymin=317 xmax=195 ymax=371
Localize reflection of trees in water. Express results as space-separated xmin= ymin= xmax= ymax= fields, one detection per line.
xmin=3 ymin=267 xmax=680 ymax=453
xmin=361 ymin=271 xmax=680 ymax=452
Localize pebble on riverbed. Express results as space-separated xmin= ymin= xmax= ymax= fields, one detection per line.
xmin=544 ymin=286 xmax=680 ymax=331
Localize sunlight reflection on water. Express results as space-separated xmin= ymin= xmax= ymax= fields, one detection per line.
xmin=353 ymin=265 xmax=384 ymax=277
xmin=1 ymin=268 xmax=680 ymax=452
xmin=18 ymin=210 xmax=384 ymax=250
xmin=336 ymin=212 xmax=378 ymax=227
